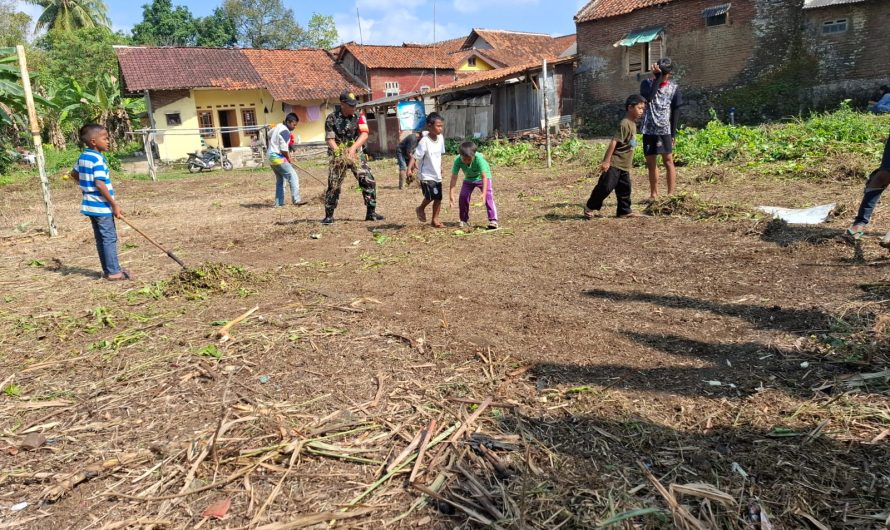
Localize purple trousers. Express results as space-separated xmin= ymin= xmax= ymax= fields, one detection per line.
xmin=459 ymin=180 xmax=498 ymax=223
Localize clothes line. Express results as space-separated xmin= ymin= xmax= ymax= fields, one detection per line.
xmin=126 ymin=125 xmax=270 ymax=136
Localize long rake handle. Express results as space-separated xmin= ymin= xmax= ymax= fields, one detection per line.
xmin=289 ymin=160 xmax=329 ymax=187
xmin=119 ymin=216 xmax=187 ymax=269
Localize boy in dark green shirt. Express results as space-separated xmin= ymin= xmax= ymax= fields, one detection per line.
xmin=584 ymin=94 xmax=646 ymax=218
xmin=449 ymin=141 xmax=499 ymax=229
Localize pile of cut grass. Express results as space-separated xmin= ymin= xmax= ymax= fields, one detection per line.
xmin=164 ymin=262 xmax=254 ymax=298
xmin=644 ymin=192 xmax=755 ymax=221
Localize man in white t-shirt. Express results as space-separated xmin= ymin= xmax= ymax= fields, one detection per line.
xmin=268 ymin=113 xmax=305 ymax=207
xmin=407 ymin=112 xmax=446 ymax=228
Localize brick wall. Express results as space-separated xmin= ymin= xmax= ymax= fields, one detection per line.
xmin=368 ymin=69 xmax=458 ymax=100
xmin=574 ymin=0 xmax=852 ymax=131
xmin=802 ymin=1 xmax=890 ymax=109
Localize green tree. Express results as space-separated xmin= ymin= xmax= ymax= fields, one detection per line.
xmin=36 ymin=26 xmax=128 ymax=88
xmin=303 ymin=13 xmax=338 ymax=49
xmin=0 ymin=1 xmax=33 ymax=47
xmin=223 ymin=0 xmax=305 ymax=49
xmin=196 ymin=7 xmax=237 ymax=48
xmin=26 ymin=0 xmax=110 ymax=33
xmin=131 ymin=0 xmax=197 ymax=46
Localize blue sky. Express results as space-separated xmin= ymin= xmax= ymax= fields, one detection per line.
xmin=18 ymin=0 xmax=587 ymax=45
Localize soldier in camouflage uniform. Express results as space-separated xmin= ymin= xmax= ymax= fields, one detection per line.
xmin=321 ymin=91 xmax=385 ymax=225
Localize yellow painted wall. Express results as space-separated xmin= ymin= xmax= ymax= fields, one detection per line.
xmin=458 ymin=56 xmax=496 ymax=72
xmin=152 ymin=88 xmax=335 ymax=162
xmin=151 ymin=92 xmax=202 ymax=161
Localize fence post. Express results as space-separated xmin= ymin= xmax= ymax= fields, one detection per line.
xmin=16 ymin=45 xmax=58 ymax=237
xmin=142 ymin=131 xmax=157 ymax=181
xmin=542 ymin=59 xmax=552 ymax=169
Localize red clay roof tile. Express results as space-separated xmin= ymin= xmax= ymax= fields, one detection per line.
xmin=575 ymin=0 xmax=679 ymax=23
xmin=115 ymin=47 xmax=367 ymax=101
xmin=339 ymin=43 xmax=455 ymax=70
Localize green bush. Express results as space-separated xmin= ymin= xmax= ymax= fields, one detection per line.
xmin=671 ymin=102 xmax=890 ymax=168
xmin=445 ymin=137 xmax=541 ymax=167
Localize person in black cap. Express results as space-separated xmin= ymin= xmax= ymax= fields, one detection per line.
xmin=321 ymin=90 xmax=384 ymax=225
xmin=640 ymin=57 xmax=682 ymax=200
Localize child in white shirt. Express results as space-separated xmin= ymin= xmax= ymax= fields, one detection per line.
xmin=407 ymin=112 xmax=446 ymax=228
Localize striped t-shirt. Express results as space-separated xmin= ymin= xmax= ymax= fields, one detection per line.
xmin=75 ymin=149 xmax=115 ymax=216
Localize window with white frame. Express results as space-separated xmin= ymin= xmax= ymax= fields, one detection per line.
xmin=384 ymin=81 xmax=400 ymax=97
xmin=822 ymin=18 xmax=847 ymax=34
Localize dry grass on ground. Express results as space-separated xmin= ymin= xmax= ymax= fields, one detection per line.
xmin=1 ymin=155 xmax=888 ymax=529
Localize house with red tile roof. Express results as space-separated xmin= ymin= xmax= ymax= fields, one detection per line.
xmin=115 ymin=46 xmax=367 ymax=161
xmin=574 ymin=0 xmax=888 ymax=131
xmin=334 ymin=30 xmax=577 ymax=104
xmin=450 ymin=29 xmax=576 ymax=74
xmin=335 ymin=43 xmax=457 ymax=101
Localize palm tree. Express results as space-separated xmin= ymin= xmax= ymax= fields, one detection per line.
xmin=27 ymin=0 xmax=110 ymax=33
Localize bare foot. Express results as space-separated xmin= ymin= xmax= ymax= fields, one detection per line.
xmin=431 ymin=220 xmax=445 ymax=228
xmin=416 ymin=206 xmax=427 ymax=222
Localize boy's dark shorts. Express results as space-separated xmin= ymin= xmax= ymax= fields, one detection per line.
xmin=642 ymin=134 xmax=674 ymax=156
xmin=882 ymin=134 xmax=890 ymax=171
xmin=420 ymin=181 xmax=443 ymax=201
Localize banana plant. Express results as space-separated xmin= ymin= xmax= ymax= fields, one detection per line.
xmin=68 ymin=73 xmax=140 ymax=150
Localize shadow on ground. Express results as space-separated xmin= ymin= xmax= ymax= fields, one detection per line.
xmin=530 ymin=331 xmax=852 ymax=399
xmin=495 ymin=411 xmax=890 ymax=528
xmin=582 ymin=288 xmax=828 ymax=336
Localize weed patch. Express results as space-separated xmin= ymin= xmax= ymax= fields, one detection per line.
xmin=670 ymin=104 xmax=890 ymax=180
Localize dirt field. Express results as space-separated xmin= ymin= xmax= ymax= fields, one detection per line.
xmin=1 ymin=154 xmax=889 ymax=529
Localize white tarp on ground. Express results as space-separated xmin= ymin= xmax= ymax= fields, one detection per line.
xmin=756 ymin=203 xmax=836 ymax=224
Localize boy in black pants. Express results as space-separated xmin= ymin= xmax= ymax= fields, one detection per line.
xmin=843 ymin=134 xmax=890 ymax=249
xmin=640 ymin=57 xmax=682 ymax=199
xmin=584 ymin=94 xmax=646 ymax=218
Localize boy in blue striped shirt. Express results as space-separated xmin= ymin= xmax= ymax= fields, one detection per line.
xmin=69 ymin=124 xmax=130 ymax=280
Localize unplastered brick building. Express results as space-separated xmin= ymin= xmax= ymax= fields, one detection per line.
xmin=573 ymin=0 xmax=889 ymax=131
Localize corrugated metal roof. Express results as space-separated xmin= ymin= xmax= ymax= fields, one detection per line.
xmin=702 ymin=3 xmax=731 ymax=18
xmin=613 ymin=26 xmax=664 ymax=47
xmin=803 ymin=0 xmax=868 ymax=9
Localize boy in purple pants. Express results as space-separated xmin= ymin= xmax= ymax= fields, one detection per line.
xmin=449 ymin=141 xmax=498 ymax=230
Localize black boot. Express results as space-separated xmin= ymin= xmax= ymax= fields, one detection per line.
xmin=321 ymin=208 xmax=334 ymax=225
xmin=365 ymin=208 xmax=385 ymax=221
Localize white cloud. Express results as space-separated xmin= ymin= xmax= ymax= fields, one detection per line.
xmin=451 ymin=0 xmax=538 ymax=15
xmin=335 ymin=7 xmax=462 ymax=46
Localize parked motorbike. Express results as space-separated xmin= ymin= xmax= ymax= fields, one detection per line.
xmin=187 ymin=148 xmax=233 ymax=173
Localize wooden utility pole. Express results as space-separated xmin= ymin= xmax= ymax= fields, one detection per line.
xmin=142 ymin=132 xmax=157 ymax=181
xmin=16 ymin=45 xmax=58 ymax=237
xmin=542 ymin=59 xmax=552 ymax=169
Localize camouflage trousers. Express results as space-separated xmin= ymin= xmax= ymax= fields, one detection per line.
xmin=324 ymin=153 xmax=377 ymax=214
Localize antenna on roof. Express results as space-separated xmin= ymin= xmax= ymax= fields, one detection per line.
xmin=433 ymin=0 xmax=438 ymax=88
xmin=356 ymin=8 xmax=370 ymax=91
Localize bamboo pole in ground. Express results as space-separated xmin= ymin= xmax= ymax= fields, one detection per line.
xmin=542 ymin=59 xmax=552 ymax=169
xmin=16 ymin=45 xmax=58 ymax=237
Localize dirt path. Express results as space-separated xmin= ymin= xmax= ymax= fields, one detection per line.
xmin=1 ymin=159 xmax=888 ymax=529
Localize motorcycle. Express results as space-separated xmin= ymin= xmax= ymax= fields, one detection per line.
xmin=187 ymin=148 xmax=233 ymax=173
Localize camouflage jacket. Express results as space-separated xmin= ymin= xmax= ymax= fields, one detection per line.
xmin=325 ymin=109 xmax=370 ymax=154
